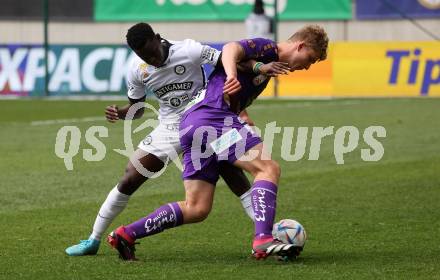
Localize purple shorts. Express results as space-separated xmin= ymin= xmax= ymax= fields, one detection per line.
xmin=180 ymin=106 xmax=261 ymax=185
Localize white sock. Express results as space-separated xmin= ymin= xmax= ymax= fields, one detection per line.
xmin=240 ymin=188 xmax=254 ymax=221
xmin=89 ymin=185 xmax=130 ymax=241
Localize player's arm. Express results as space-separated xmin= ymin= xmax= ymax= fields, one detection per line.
xmin=106 ymin=60 xmax=148 ymax=123
xmin=221 ymin=44 xmax=289 ymax=93
xmin=105 ymin=97 xmax=146 ymax=123
xmin=222 ymin=42 xmax=244 ymax=96
xmin=226 ymin=38 xmax=281 ymax=81
xmin=238 ymin=60 xmax=290 ymax=77
xmin=221 ymin=42 xmax=245 ymax=113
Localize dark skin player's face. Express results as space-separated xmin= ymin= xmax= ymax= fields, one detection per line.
xmin=134 ymin=37 xmax=164 ymax=67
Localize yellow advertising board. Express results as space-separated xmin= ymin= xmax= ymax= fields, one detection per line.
xmin=262 ymin=42 xmax=440 ymax=97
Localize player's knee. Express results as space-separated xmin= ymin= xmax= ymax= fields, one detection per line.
xmin=118 ymin=166 xmax=146 ymax=194
xmin=186 ymin=202 xmax=211 ymax=222
xmin=262 ymin=160 xmax=281 ymax=180
xmin=193 ymin=207 xmax=211 ymax=222
xmin=117 ymin=176 xmax=135 ymax=194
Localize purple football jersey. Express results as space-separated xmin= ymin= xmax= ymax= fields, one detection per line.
xmin=188 ymin=38 xmax=278 ymax=114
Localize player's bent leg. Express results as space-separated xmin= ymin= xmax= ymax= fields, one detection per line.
xmin=233 ymin=143 xmax=280 ymax=184
xmin=118 ymin=149 xmax=165 ymax=195
xmin=179 ymin=108 xmax=288 ymax=259
xmin=91 ymin=150 xmax=164 ymax=238
xmin=218 ymin=161 xmax=251 ymax=197
xmin=107 ymin=179 xmax=215 ymax=260
xmin=66 ymin=149 xmax=166 ymax=257
xmin=107 ymin=200 xmax=184 ymax=261
xmin=178 ymin=179 xmax=215 ymax=223
xmin=232 ymin=143 xmax=291 ymax=259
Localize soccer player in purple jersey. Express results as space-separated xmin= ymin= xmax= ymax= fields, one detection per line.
xmin=107 ymin=25 xmax=328 ymax=261
xmin=65 ymin=22 xmax=284 ymax=257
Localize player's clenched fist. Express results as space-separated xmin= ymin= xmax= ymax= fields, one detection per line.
xmin=105 ymin=105 xmax=119 ymax=122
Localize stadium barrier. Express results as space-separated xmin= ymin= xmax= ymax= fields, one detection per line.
xmin=1 ymin=42 xmax=439 ymax=97
xmin=261 ymin=41 xmax=440 ymax=97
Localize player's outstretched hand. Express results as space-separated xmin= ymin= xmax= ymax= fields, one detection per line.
xmin=223 ymin=76 xmax=242 ymax=96
xmin=259 ymin=62 xmax=291 ymax=77
xmin=105 ymin=105 xmax=119 ymax=123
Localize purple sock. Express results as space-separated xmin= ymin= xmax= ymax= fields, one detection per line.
xmin=252 ymin=180 xmax=278 ymax=239
xmin=124 ymin=202 xmax=183 ymax=239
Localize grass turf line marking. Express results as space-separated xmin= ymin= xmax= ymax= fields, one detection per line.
xmin=31 ymin=116 xmax=106 ymax=126
xmin=30 ymin=113 xmax=155 ymax=126
xmin=252 ymin=100 xmax=362 ymax=110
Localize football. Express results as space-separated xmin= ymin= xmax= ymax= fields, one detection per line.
xmin=272 ymin=219 xmax=307 ymax=248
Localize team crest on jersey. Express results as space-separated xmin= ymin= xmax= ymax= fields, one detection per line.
xmin=174 ymin=65 xmax=186 ymax=75
xmin=142 ymin=136 xmax=152 ymax=145
xmin=169 ymin=97 xmax=182 ymax=107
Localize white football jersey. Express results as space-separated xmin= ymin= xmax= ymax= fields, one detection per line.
xmin=126 ymin=39 xmax=221 ymax=124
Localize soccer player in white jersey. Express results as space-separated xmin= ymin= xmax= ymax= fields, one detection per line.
xmin=65 ymin=23 xmax=260 ymax=256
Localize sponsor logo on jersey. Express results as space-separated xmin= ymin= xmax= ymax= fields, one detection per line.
xmin=210 ymin=128 xmax=243 ymax=154
xmin=168 ymin=94 xmax=190 ymax=108
xmin=139 ymin=63 xmax=154 ymax=81
xmin=201 ymin=46 xmax=218 ymax=62
xmin=139 ymin=63 xmax=148 ymax=71
xmin=154 ymin=82 xmax=193 ymax=98
xmin=174 ymin=65 xmax=186 ymax=75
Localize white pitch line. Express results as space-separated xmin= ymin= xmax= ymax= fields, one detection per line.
xmin=251 ymin=100 xmax=362 ymax=110
xmin=30 ymin=101 xmax=359 ymax=126
xmin=30 ymin=113 xmax=156 ymax=126
xmin=30 ymin=99 xmax=398 ymax=126
xmin=31 ymin=116 xmax=106 ymax=126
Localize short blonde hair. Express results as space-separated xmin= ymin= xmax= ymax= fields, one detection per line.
xmin=289 ymin=25 xmax=329 ymax=61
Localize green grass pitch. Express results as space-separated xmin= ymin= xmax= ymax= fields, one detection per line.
xmin=0 ymin=98 xmax=439 ymax=279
